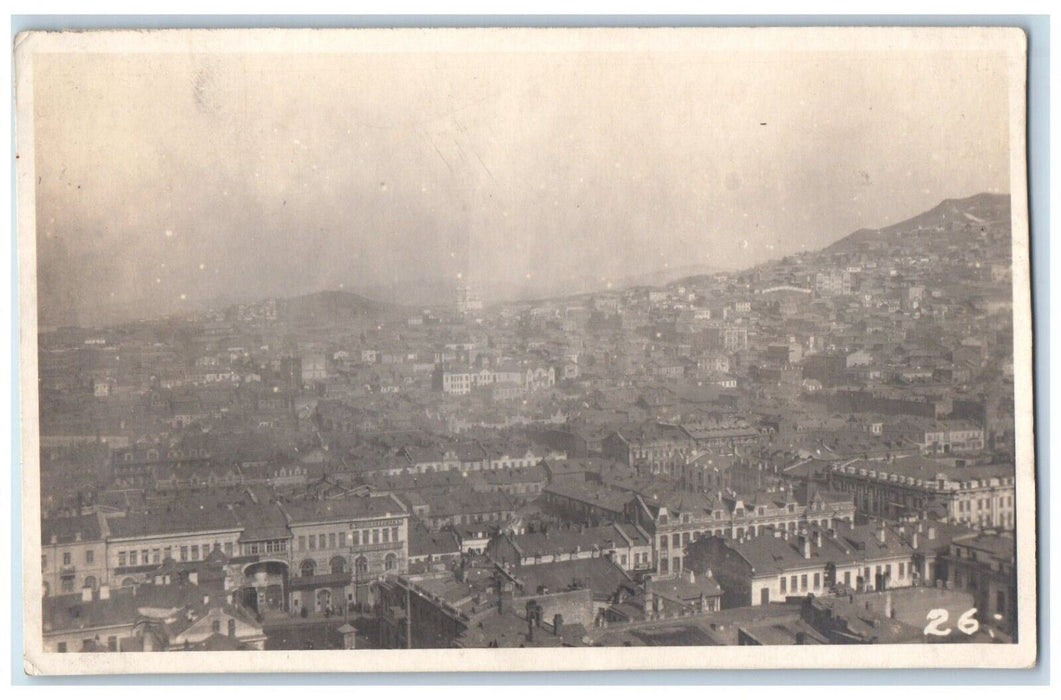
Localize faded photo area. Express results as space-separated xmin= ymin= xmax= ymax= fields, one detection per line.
xmin=20 ymin=28 xmax=1031 ymax=669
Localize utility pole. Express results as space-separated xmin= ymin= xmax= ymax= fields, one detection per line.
xmin=405 ymin=580 xmax=413 ymax=650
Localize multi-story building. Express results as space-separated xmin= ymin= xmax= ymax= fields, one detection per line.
xmin=281 ymin=494 xmax=410 ymax=613
xmin=942 ymin=533 xmax=1017 ymax=638
xmin=105 ymin=507 xmax=243 ymax=589
xmin=684 ymin=522 xmax=915 ymax=608
xmin=602 ymin=423 xmax=696 ymax=477
xmin=922 ymin=420 xmax=986 ymax=454
xmin=486 ymin=523 xmax=653 ymax=573
xmin=814 ymin=269 xmax=854 ymax=296
xmin=828 ymin=457 xmax=1016 ymax=530
xmin=41 ymin=512 xmax=109 ymax=596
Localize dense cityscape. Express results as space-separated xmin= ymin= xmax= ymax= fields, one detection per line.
xmin=37 ymin=191 xmax=1018 ymax=652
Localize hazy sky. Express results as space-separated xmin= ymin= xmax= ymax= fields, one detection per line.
xmin=33 ymin=41 xmax=1011 ymax=325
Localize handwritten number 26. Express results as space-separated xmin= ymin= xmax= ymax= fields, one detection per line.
xmin=924 ymin=608 xmax=979 ymax=636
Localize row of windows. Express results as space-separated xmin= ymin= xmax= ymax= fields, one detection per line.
xmin=298 ymin=553 xmax=398 ymax=578
xmin=297 ymin=526 xmax=400 ymax=551
xmin=244 ymin=539 xmax=287 ymax=555
xmin=958 ymin=495 xmax=1014 ymax=512
xmin=42 ymin=549 xmax=95 ymax=569
xmin=780 ymin=572 xmax=820 ymax=594
xmin=116 ymin=541 xmax=233 ymax=567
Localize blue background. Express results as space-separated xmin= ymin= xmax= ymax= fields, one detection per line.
xmin=8 ymin=13 xmax=1050 ymax=685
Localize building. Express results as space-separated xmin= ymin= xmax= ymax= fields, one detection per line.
xmin=684 ymin=521 xmax=916 ymax=609
xmin=105 ymin=507 xmax=244 ymax=589
xmin=942 ymin=533 xmax=1017 ymax=638
xmin=602 ymin=423 xmax=696 ymax=477
xmin=41 ymin=512 xmax=109 ymax=597
xmin=828 ymin=457 xmax=1015 ymax=530
xmin=42 ymin=580 xmax=265 ymax=653
xmin=815 ymin=269 xmax=854 ymax=296
xmin=922 ymin=421 xmax=986 ymax=454
xmin=281 ymin=494 xmax=410 ymax=613
xmin=486 ymin=523 xmax=653 ymax=573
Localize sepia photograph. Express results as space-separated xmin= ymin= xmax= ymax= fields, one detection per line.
xmin=14 ymin=26 xmax=1036 ymax=674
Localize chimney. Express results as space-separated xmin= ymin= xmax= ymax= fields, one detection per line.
xmin=188 ymin=571 xmax=199 ymax=585
xmin=75 ymin=532 xmax=82 ymax=542
xmin=705 ymin=568 xmax=713 ymax=579
xmin=928 ymin=526 xmax=936 ymax=541
xmin=203 ymin=595 xmax=210 ymax=606
xmin=801 ymin=536 xmax=812 ymax=560
xmin=911 ymin=532 xmax=919 ymax=550
xmin=81 ymin=587 xmax=93 ymax=602
xmin=815 ymin=530 xmax=823 ymax=548
xmin=877 ymin=526 xmax=886 ymax=546
xmin=99 ymin=585 xmax=110 ymax=600
xmin=687 ymin=569 xmax=696 ymax=584
xmin=50 ymin=535 xmax=57 ymax=545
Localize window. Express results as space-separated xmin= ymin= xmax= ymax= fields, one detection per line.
xmin=224 ymin=542 xmax=233 ymax=557
xmin=142 ymin=549 xmax=149 ymax=564
xmin=180 ymin=546 xmax=188 ymax=562
xmin=780 ymin=577 xmax=787 ymax=594
xmin=373 ymin=530 xmax=380 ymax=544
xmin=298 ymin=536 xmax=306 ymax=551
xmin=391 ymin=527 xmax=399 ymax=542
xmin=228 ymin=619 xmax=236 ymax=638
xmin=300 ymin=559 xmax=316 ymax=578
xmin=338 ymin=532 xmax=346 ymax=547
xmin=212 ymin=620 xmax=222 ymax=634
xmin=355 ymin=557 xmax=368 ymax=575
xmin=329 ymin=533 xmax=337 ymax=549
xmin=385 ymin=553 xmax=398 ymax=571
xmin=163 ymin=547 xmax=171 ymax=561
xmin=128 ymin=551 xmax=137 ymax=566
xmin=62 ymin=552 xmax=71 ymax=566
xmin=382 ymin=528 xmax=390 ymax=543
xmin=899 ymin=562 xmax=906 ymax=578
xmin=813 ymin=573 xmax=821 ymax=589
xmin=309 ymin=535 xmax=316 ymax=550
xmin=791 ymin=575 xmax=798 ymax=592
xmin=61 ymin=578 xmax=74 ymax=593
xmin=844 ymin=571 xmax=851 ymax=586
xmin=190 ymin=545 xmax=199 ymax=561
xmin=85 ymin=550 xmax=94 ymax=564
xmin=152 ymin=549 xmax=160 ymax=564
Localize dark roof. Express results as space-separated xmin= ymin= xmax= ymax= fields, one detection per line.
xmin=106 ymin=506 xmax=242 ymax=539
xmin=281 ymin=494 xmax=407 ymax=525
xmin=41 ymin=513 xmax=103 ymax=545
xmin=510 ymin=557 xmax=632 ymax=600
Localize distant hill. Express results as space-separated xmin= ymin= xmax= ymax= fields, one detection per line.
xmin=276 ymin=290 xmax=404 ymax=323
xmin=824 ymin=192 xmax=1011 ymax=255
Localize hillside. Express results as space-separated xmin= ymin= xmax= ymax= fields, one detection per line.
xmin=824 ymin=193 xmax=1012 ymax=256
xmin=276 ymin=290 xmax=405 ymax=324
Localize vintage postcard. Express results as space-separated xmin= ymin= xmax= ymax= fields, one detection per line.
xmin=15 ymin=26 xmax=1035 ymax=674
